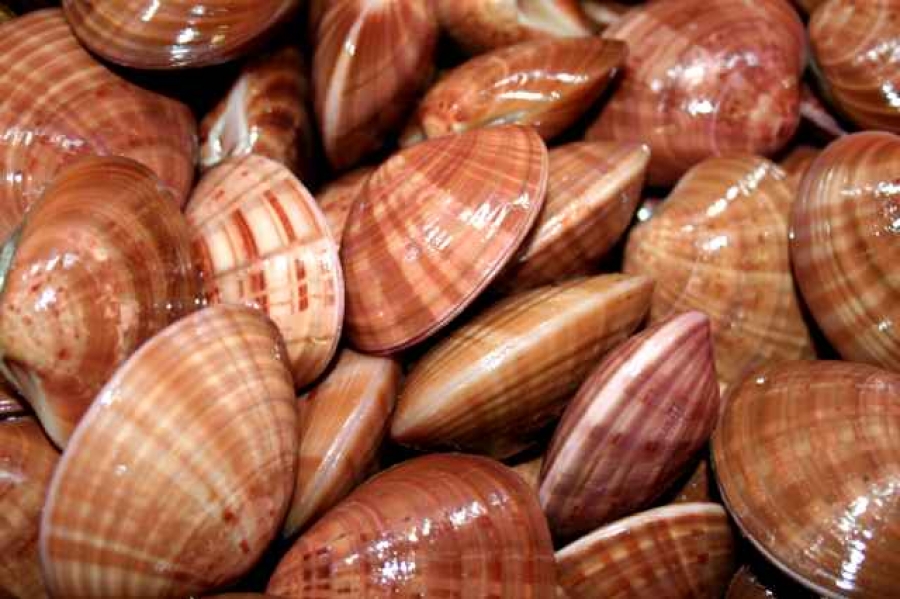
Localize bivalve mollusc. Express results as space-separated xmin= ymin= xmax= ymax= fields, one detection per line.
xmin=315 ymin=167 xmax=374 ymax=246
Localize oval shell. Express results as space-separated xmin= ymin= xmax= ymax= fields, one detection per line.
xmin=315 ymin=167 xmax=373 ymax=246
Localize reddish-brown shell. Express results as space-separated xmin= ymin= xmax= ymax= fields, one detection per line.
xmin=0 ymin=10 xmax=196 ymax=242
xmin=669 ymin=459 xmax=714 ymax=505
xmin=315 ymin=167 xmax=374 ymax=246
xmin=587 ymin=0 xmax=805 ymax=186
xmin=268 ymin=454 xmax=556 ymax=598
xmin=791 ymin=132 xmax=900 ymax=371
xmin=0 ymin=157 xmax=199 ymax=448
xmin=341 ymin=126 xmax=548 ymax=355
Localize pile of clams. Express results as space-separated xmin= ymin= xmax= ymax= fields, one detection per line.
xmin=0 ymin=0 xmax=897 ymax=597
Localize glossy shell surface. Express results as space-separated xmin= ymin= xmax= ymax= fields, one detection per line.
xmin=315 ymin=167 xmax=373 ymax=245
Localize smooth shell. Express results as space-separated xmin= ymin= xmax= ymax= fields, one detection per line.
xmin=0 ymin=9 xmax=196 ymax=242
xmin=0 ymin=157 xmax=199 ymax=448
xmin=186 ymin=155 xmax=344 ymax=389
xmin=315 ymin=167 xmax=374 ymax=246
xmin=268 ymin=454 xmax=556 ymax=598
xmin=712 ymin=360 xmax=900 ymax=598
xmin=341 ymin=126 xmax=548 ymax=355
xmin=40 ymin=305 xmax=298 ymax=598
xmin=791 ymin=132 xmax=900 ymax=371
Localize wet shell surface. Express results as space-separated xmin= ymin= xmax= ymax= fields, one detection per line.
xmin=712 ymin=360 xmax=900 ymax=598
xmin=284 ymin=348 xmax=401 ymax=537
xmin=341 ymin=126 xmax=548 ymax=355
xmin=40 ymin=305 xmax=298 ymax=598
xmin=392 ymin=274 xmax=653 ymax=459
xmin=61 ymin=0 xmax=298 ymax=69
xmin=0 ymin=9 xmax=197 ymax=243
xmin=540 ymin=312 xmax=721 ymax=540
xmin=268 ymin=454 xmax=556 ymax=598
xmin=186 ymin=155 xmax=344 ymax=389
xmin=624 ymin=155 xmax=814 ymax=388
xmin=314 ymin=167 xmax=373 ymax=246
xmin=0 ymin=157 xmax=199 ymax=448
xmin=791 ymin=132 xmax=900 ymax=372
xmin=587 ymin=0 xmax=805 ymax=186
xmin=556 ymin=503 xmax=737 ymax=599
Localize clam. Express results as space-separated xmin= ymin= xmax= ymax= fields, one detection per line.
xmin=40 ymin=305 xmax=298 ymax=598
xmin=314 ymin=0 xmax=437 ymax=171
xmin=392 ymin=274 xmax=653 ymax=459
xmin=0 ymin=9 xmax=196 ymax=242
xmin=791 ymin=132 xmax=900 ymax=371
xmin=587 ymin=0 xmax=805 ymax=186
xmin=315 ymin=166 xmax=374 ymax=246
xmin=200 ymin=46 xmax=316 ymax=183
xmin=186 ymin=155 xmax=344 ymax=389
xmin=436 ymin=0 xmax=592 ymax=54
xmin=62 ymin=0 xmax=298 ymax=69
xmin=341 ymin=126 xmax=548 ymax=355
xmin=540 ymin=312 xmax=720 ymax=539
xmin=712 ymin=360 xmax=900 ymax=598
xmin=624 ymin=155 xmax=814 ymax=388
xmin=670 ymin=458 xmax=714 ymax=505
xmin=810 ymin=0 xmax=900 ymax=133
xmin=268 ymin=454 xmax=556 ymax=598
xmin=284 ymin=348 xmax=401 ymax=537
xmin=779 ymin=145 xmax=820 ymax=192
xmin=0 ymin=156 xmax=199 ymax=448
xmin=556 ymin=503 xmax=737 ymax=599
xmin=512 ymin=455 xmax=544 ymax=492
xmin=407 ymin=37 xmax=626 ymax=145
xmin=499 ymin=141 xmax=649 ymax=292
xmin=0 ymin=417 xmax=59 ymax=599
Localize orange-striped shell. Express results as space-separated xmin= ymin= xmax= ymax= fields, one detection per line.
xmin=341 ymin=126 xmax=548 ymax=355
xmin=0 ymin=9 xmax=196 ymax=243
xmin=315 ymin=167 xmax=373 ymax=246
xmin=40 ymin=305 xmax=298 ymax=598
xmin=186 ymin=155 xmax=344 ymax=389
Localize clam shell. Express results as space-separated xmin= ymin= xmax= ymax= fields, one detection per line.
xmin=712 ymin=360 xmax=900 ymax=598
xmin=437 ymin=0 xmax=592 ymax=54
xmin=0 ymin=157 xmax=199 ymax=448
xmin=779 ymin=145 xmax=820 ymax=192
xmin=669 ymin=458 xmax=714 ymax=505
xmin=284 ymin=348 xmax=401 ymax=537
xmin=556 ymin=503 xmax=736 ymax=599
xmin=268 ymin=454 xmax=556 ymax=598
xmin=409 ymin=37 xmax=626 ymax=144
xmin=540 ymin=312 xmax=720 ymax=539
xmin=499 ymin=141 xmax=649 ymax=291
xmin=791 ymin=132 xmax=900 ymax=371
xmin=314 ymin=0 xmax=437 ymax=170
xmin=587 ymin=0 xmax=805 ymax=186
xmin=200 ymin=46 xmax=316 ymax=183
xmin=315 ymin=167 xmax=374 ymax=246
xmin=40 ymin=305 xmax=298 ymax=598
xmin=0 ymin=417 xmax=58 ymax=599
xmin=186 ymin=155 xmax=344 ymax=389
xmin=341 ymin=126 xmax=548 ymax=355
xmin=62 ymin=0 xmax=298 ymax=69
xmin=726 ymin=566 xmax=777 ymax=599
xmin=624 ymin=155 xmax=814 ymax=388
xmin=0 ymin=9 xmax=196 ymax=242
xmin=511 ymin=456 xmax=544 ymax=492
xmin=799 ymin=83 xmax=848 ymax=140
xmin=810 ymin=0 xmax=900 ymax=133
xmin=391 ymin=274 xmax=653 ymax=459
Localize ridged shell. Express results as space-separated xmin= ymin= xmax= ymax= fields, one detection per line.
xmin=0 ymin=417 xmax=58 ymax=599
xmin=499 ymin=141 xmax=649 ymax=291
xmin=284 ymin=348 xmax=401 ymax=537
xmin=409 ymin=37 xmax=625 ymax=144
xmin=779 ymin=145 xmax=820 ymax=192
xmin=0 ymin=10 xmax=196 ymax=242
xmin=556 ymin=503 xmax=736 ymax=599
xmin=62 ymin=0 xmax=298 ymax=69
xmin=315 ymin=167 xmax=373 ymax=246
xmin=624 ymin=155 xmax=814 ymax=388
xmin=268 ymin=454 xmax=556 ymax=598
xmin=391 ymin=274 xmax=653 ymax=459
xmin=341 ymin=126 xmax=548 ymax=355
xmin=540 ymin=312 xmax=720 ymax=540
xmin=0 ymin=157 xmax=199 ymax=448
xmin=791 ymin=132 xmax=900 ymax=371
xmin=587 ymin=0 xmax=805 ymax=186
xmin=200 ymin=46 xmax=316 ymax=183
xmin=186 ymin=155 xmax=344 ymax=389
xmin=712 ymin=360 xmax=900 ymax=598
xmin=436 ymin=0 xmax=592 ymax=54
xmin=810 ymin=0 xmax=900 ymax=133
xmin=314 ymin=0 xmax=437 ymax=170
xmin=40 ymin=305 xmax=298 ymax=598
